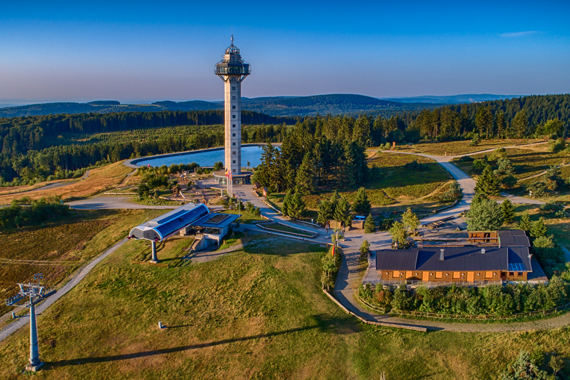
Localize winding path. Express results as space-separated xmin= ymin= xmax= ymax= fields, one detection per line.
xmin=333 ymin=150 xmax=564 ymax=332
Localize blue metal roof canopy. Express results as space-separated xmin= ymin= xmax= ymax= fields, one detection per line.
xmin=129 ymin=203 xmax=210 ymax=242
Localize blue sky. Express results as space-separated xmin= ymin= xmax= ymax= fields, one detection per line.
xmin=0 ymin=0 xmax=569 ymax=104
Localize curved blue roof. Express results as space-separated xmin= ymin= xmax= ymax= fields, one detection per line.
xmin=129 ymin=203 xmax=210 ymax=241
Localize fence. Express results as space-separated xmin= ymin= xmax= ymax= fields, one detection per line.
xmin=355 ymin=293 xmax=570 ymax=321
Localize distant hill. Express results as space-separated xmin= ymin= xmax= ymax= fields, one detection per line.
xmin=0 ymin=94 xmax=440 ymax=118
xmin=384 ymin=94 xmax=521 ymax=104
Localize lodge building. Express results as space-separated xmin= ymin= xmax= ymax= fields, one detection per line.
xmin=375 ymin=230 xmax=548 ymax=284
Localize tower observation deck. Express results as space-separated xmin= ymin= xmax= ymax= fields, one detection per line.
xmin=215 ymin=36 xmax=250 ymax=176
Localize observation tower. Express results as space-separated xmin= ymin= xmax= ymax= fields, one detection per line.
xmin=214 ymin=36 xmax=251 ymax=185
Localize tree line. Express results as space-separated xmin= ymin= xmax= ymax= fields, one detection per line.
xmin=0 ymin=109 xmax=297 ymax=157
xmin=1 ymin=123 xmax=289 ymax=185
xmin=358 ymin=277 xmax=569 ymax=317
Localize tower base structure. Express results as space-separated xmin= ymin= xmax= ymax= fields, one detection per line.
xmin=26 ymin=361 xmax=44 ymax=372
xmin=212 ymin=170 xmax=252 ymax=186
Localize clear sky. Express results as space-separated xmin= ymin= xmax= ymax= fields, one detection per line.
xmin=0 ymin=0 xmax=569 ymax=104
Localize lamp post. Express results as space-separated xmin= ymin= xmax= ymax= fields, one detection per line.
xmin=5 ymin=273 xmax=56 ymax=372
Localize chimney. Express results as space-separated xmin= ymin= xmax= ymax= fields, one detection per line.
xmin=528 ymin=254 xmax=533 ymax=261
xmin=439 ymin=249 xmax=445 ymax=261
xmin=481 ymin=248 xmax=486 ymax=254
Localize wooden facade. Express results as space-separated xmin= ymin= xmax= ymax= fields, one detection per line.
xmin=378 ymin=269 xmax=528 ymax=283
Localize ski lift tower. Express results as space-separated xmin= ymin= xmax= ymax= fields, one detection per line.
xmin=214 ymin=36 xmax=252 ymax=193
xmin=5 ymin=273 xmax=56 ymax=372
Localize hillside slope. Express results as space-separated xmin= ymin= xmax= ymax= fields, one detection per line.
xmin=0 ymin=94 xmax=438 ymax=118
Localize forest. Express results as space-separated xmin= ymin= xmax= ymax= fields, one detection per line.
xmin=0 ymin=94 xmax=568 ymax=186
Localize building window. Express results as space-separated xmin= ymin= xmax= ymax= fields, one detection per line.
xmin=232 ymin=105 xmax=236 ymax=109
xmin=453 ymin=272 xmax=460 ymax=279
xmin=232 ymin=96 xmax=236 ymax=100
xmin=509 ymin=272 xmax=514 ymax=276
xmin=233 ymin=151 xmax=236 ymax=155
xmin=393 ymin=271 xmax=400 ymax=278
xmin=435 ymin=272 xmax=443 ymax=279
xmin=233 ymin=133 xmax=236 ymax=137
xmin=232 ymin=86 xmax=236 ymax=90
xmin=232 ymin=115 xmax=236 ymax=119
xmin=233 ymin=160 xmax=236 ymax=164
xmin=518 ymin=272 xmax=523 ymax=276
xmin=233 ymin=142 xmax=236 ymax=146
xmin=485 ymin=272 xmax=493 ymax=279
xmin=233 ymin=124 xmax=236 ymax=127
xmin=232 ymin=169 xmax=235 ymax=172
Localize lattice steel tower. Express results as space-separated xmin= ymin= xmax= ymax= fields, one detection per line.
xmin=215 ymin=36 xmax=250 ymax=175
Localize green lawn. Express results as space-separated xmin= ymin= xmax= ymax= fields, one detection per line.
xmin=2 ymin=236 xmax=570 ymax=379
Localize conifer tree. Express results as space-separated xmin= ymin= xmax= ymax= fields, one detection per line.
xmin=389 ymin=221 xmax=408 ymax=246
xmin=288 ymin=192 xmax=307 ymax=220
xmin=467 ymin=198 xmax=504 ymax=231
xmin=282 ymin=189 xmax=293 ymax=217
xmin=530 ymin=217 xmax=547 ymax=238
xmin=317 ymin=199 xmax=334 ymax=225
xmin=475 ymin=165 xmax=501 ymax=196
xmin=333 ymin=196 xmax=351 ymax=227
xmin=402 ymin=207 xmax=420 ymax=234
xmin=295 ymin=153 xmax=316 ymax=195
xmin=501 ymin=198 xmax=515 ymax=224
xmin=359 ymin=240 xmax=370 ymax=255
xmin=352 ymin=187 xmax=371 ymax=215
xmin=518 ymin=212 xmax=532 ymax=232
xmin=364 ymin=213 xmax=376 ymax=233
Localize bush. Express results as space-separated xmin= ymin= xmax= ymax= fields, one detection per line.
xmin=549 ymin=137 xmax=566 ymax=153
xmin=439 ymin=182 xmax=462 ymax=201
xmin=472 ymin=158 xmax=489 ymax=173
xmin=469 ymin=134 xmax=481 ymax=146
xmin=0 ymin=196 xmax=69 ymax=229
xmin=533 ymin=235 xmax=555 ymax=249
xmin=378 ymin=218 xmax=395 ymax=231
xmin=526 ymin=181 xmax=547 ymax=197
xmin=539 ymin=201 xmax=565 ymax=214
xmin=501 ymin=175 xmax=518 ymax=189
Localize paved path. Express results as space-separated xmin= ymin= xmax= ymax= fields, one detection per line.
xmin=332 ymin=149 xmax=567 ymax=332
xmin=0 ymin=238 xmax=128 ymax=343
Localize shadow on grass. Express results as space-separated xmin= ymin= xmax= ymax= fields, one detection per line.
xmin=46 ymin=314 xmax=358 ymax=368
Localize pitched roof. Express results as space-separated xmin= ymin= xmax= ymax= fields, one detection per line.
xmin=376 ymin=246 xmax=532 ymax=272
xmin=497 ymin=230 xmax=530 ymax=247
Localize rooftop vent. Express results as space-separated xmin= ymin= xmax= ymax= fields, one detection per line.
xmin=481 ymin=248 xmax=486 ymax=254
xmin=439 ymin=249 xmax=445 ymax=261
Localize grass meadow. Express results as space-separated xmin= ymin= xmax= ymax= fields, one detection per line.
xmin=399 ymin=139 xmax=544 ymax=156
xmin=2 ymin=236 xmax=570 ymax=379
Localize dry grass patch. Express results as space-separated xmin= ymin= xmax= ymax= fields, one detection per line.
xmin=0 ymin=161 xmax=132 ymax=204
